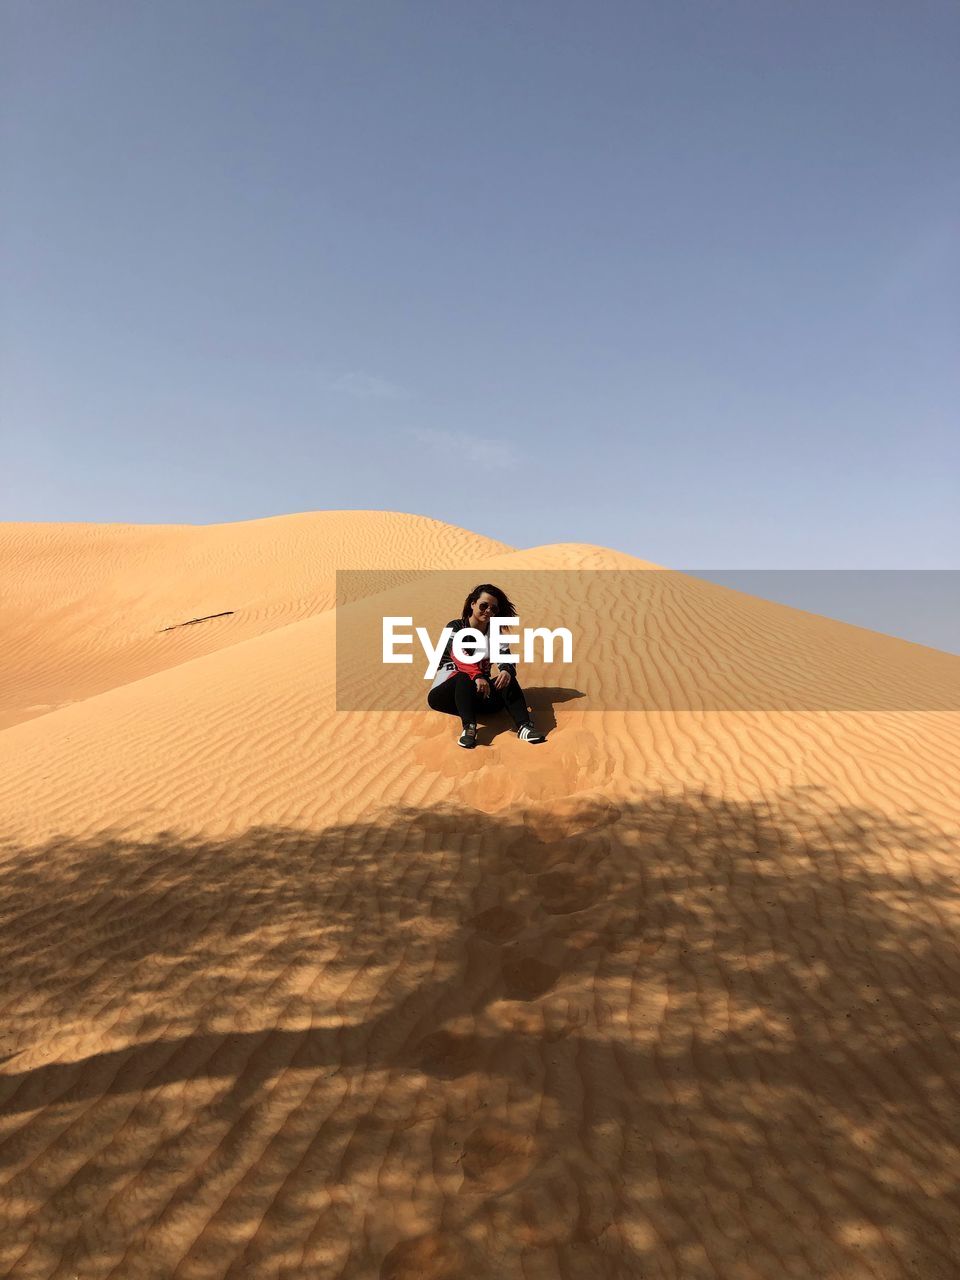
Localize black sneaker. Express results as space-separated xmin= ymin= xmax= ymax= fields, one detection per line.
xmin=458 ymin=723 xmax=478 ymax=749
xmin=517 ymin=722 xmax=546 ymax=743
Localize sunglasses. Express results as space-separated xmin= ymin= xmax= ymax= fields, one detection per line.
xmin=475 ymin=602 xmax=498 ymax=613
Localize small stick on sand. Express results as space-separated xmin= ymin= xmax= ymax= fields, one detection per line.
xmin=158 ymin=611 xmax=235 ymax=632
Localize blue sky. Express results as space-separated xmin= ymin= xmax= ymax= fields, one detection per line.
xmin=3 ymin=1 xmax=958 ymax=583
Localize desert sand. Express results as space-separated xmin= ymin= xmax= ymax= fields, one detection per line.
xmin=1 ymin=510 xmax=959 ymax=1279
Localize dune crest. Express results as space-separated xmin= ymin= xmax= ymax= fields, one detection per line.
xmin=0 ymin=510 xmax=516 ymax=729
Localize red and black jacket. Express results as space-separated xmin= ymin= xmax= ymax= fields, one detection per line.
xmin=436 ymin=617 xmax=517 ymax=682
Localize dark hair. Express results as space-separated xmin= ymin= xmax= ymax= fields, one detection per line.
xmin=459 ymin=582 xmax=518 ymax=625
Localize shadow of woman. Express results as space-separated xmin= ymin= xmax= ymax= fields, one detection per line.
xmin=476 ymin=685 xmax=587 ymax=743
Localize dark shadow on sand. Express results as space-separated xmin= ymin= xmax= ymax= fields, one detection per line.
xmin=2 ymin=788 xmax=959 ymax=1277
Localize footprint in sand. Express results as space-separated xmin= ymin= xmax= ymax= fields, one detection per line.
xmin=527 ymin=1239 xmax=635 ymax=1280
xmin=500 ymin=954 xmax=560 ymax=1000
xmin=505 ymin=828 xmax=614 ymax=875
xmin=380 ymin=1233 xmax=462 ymax=1280
xmin=412 ymin=1029 xmax=482 ymax=1079
xmin=534 ymin=865 xmax=601 ymax=915
xmin=467 ymin=904 xmax=525 ymax=942
xmin=499 ymin=792 xmax=621 ymax=881
xmin=521 ymin=793 xmax=622 ymax=843
xmin=459 ymin=1121 xmax=538 ymax=1192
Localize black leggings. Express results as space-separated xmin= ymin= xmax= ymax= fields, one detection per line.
xmin=427 ymin=671 xmax=532 ymax=730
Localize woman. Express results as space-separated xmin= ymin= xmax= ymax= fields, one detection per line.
xmin=427 ymin=583 xmax=546 ymax=748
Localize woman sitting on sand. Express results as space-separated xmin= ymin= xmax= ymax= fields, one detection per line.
xmin=427 ymin=583 xmax=546 ymax=749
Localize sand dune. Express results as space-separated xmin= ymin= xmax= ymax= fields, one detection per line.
xmin=1 ymin=511 xmax=959 ymax=1279
xmin=0 ymin=511 xmax=514 ymax=731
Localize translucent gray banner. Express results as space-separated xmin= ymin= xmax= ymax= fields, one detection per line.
xmin=335 ymin=570 xmax=960 ymax=713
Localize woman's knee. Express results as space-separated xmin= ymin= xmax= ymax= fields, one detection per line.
xmin=427 ymin=690 xmax=454 ymax=714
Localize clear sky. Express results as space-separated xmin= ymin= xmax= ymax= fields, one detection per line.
xmin=3 ymin=1 xmax=958 ymax=578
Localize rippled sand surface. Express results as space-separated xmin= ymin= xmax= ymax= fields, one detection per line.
xmin=1 ymin=512 xmax=958 ymax=1279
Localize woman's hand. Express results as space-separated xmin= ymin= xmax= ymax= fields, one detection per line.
xmin=491 ymin=669 xmax=511 ymax=691
xmin=474 ymin=676 xmax=492 ymax=698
